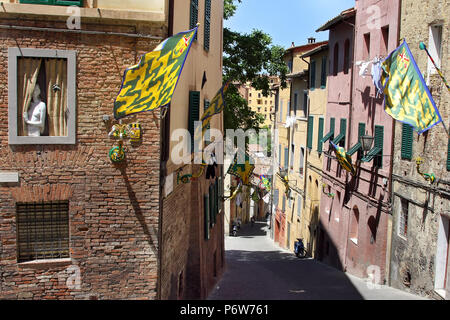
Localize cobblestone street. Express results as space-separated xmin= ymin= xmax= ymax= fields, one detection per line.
xmin=208 ymin=221 xmax=426 ymax=300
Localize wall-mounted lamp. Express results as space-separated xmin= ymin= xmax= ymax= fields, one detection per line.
xmin=415 ymin=157 xmax=436 ymax=184
xmin=322 ymin=183 xmax=335 ymax=198
xmin=360 ymin=134 xmax=375 ymax=157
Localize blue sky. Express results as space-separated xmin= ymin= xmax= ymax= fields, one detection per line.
xmin=224 ymin=0 xmax=355 ymax=49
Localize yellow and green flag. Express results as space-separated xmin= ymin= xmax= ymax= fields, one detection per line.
xmin=227 ymin=151 xmax=255 ymax=186
xmin=114 ymin=27 xmax=198 ymax=119
xmin=330 ymin=141 xmax=356 ymax=176
xmin=381 ymin=40 xmax=442 ymax=134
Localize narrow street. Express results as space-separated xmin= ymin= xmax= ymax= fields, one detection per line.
xmin=208 ymin=221 xmax=426 ymax=300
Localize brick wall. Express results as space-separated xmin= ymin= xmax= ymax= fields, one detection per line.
xmin=0 ymin=19 xmax=164 ymax=299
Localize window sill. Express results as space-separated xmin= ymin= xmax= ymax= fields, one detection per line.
xmin=434 ymin=289 xmax=446 ymax=299
xmin=18 ymin=258 xmax=73 ymax=269
xmin=350 ymin=238 xmax=358 ymax=245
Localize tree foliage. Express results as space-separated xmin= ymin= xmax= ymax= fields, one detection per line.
xmin=223 ymin=0 xmax=288 ymax=132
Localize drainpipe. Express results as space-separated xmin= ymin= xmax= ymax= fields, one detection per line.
xmin=342 ymin=16 xmax=355 ymax=274
xmin=385 ymin=0 xmax=403 ymax=287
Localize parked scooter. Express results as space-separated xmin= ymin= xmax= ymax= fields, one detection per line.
xmin=251 ymin=216 xmax=255 ymax=227
xmin=294 ymin=238 xmax=305 ymax=258
xmin=232 ymin=225 xmax=238 ymax=237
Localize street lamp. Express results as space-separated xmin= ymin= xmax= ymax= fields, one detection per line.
xmin=360 ymin=134 xmax=374 ymax=157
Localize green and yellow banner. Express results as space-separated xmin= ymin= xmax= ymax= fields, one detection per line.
xmin=227 ymin=151 xmax=255 ymax=186
xmin=330 ymin=141 xmax=356 ymax=176
xmin=114 ymin=27 xmax=198 ymax=119
xmin=381 ymin=40 xmax=442 ymax=134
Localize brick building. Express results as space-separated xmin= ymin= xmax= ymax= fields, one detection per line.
xmin=389 ymin=0 xmax=450 ymax=300
xmin=0 ymin=0 xmax=224 ymax=300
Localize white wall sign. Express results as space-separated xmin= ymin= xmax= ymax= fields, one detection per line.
xmin=0 ymin=172 xmax=19 ymax=183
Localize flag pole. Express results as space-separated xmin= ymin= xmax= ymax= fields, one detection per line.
xmin=419 ymin=42 xmax=450 ymax=92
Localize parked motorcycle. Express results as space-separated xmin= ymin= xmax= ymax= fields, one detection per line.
xmin=294 ymin=238 xmax=305 ymax=258
xmin=232 ymin=225 xmax=238 ymax=237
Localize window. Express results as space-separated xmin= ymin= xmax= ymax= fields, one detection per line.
xmin=204 ymin=194 xmax=210 ymax=240
xmin=297 ymin=196 xmax=302 ymax=218
xmin=284 ymin=147 xmax=289 ymax=169
xmin=321 ymin=56 xmax=327 ymax=87
xmin=190 ymin=0 xmax=199 ymax=40
xmin=307 ymin=116 xmax=314 ymax=150
xmin=398 ymin=199 xmax=409 ymax=239
xmin=348 ymin=123 xmax=365 ymax=157
xmin=16 ymin=201 xmax=70 ymax=262
xmin=299 ymin=147 xmax=305 ymax=175
xmin=343 ymin=39 xmax=351 ymax=74
xmin=333 ymin=43 xmax=339 ymax=76
xmin=363 ymin=33 xmax=371 ymax=60
xmin=274 ymin=189 xmax=279 ymax=207
xmin=350 ymin=206 xmax=359 ymax=244
xmin=290 ymin=144 xmax=295 ymax=169
xmin=294 ymin=93 xmax=298 ymax=114
xmin=278 ymin=145 xmax=282 ymax=166
xmin=8 ymin=48 xmax=76 ymax=145
xmin=204 ymin=0 xmax=211 ymax=51
xmin=310 ymin=60 xmax=316 ymax=89
xmin=332 ymin=118 xmax=347 ymax=147
xmin=204 ymin=100 xmax=211 ymax=145
xmin=361 ymin=125 xmax=383 ymax=167
xmin=317 ymin=117 xmax=324 ymax=153
xmin=401 ymin=123 xmax=413 ymax=160
xmin=320 ymin=118 xmax=335 ymax=146
xmin=302 ymin=92 xmax=308 ymax=118
xmin=428 ymin=25 xmax=442 ymax=76
xmin=282 ymin=195 xmax=286 ymax=212
xmin=188 ymin=91 xmax=200 ymax=152
xmin=19 ymin=0 xmax=83 ymax=6
xmin=287 ymin=60 xmax=293 ymax=73
xmin=381 ymin=26 xmax=389 ymax=56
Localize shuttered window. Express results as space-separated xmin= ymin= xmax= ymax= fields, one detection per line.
xmin=204 ymin=194 xmax=210 ymax=240
xmin=188 ymin=91 xmax=200 ymax=152
xmin=209 ymin=184 xmax=215 ymax=227
xmin=307 ymin=116 xmax=314 ymax=149
xmin=190 ymin=0 xmax=199 ymax=40
xmin=374 ymin=125 xmax=384 ymax=168
xmin=284 ymin=147 xmax=289 ymax=169
xmin=310 ymin=60 xmax=316 ymax=89
xmin=204 ymin=99 xmax=211 ymax=145
xmin=332 ymin=118 xmax=347 ymax=147
xmin=317 ymin=117 xmax=324 ymax=153
xmin=348 ymin=122 xmax=365 ymax=156
xmin=321 ymin=56 xmax=327 ymax=88
xmin=401 ymin=123 xmax=413 ymax=160
xmin=16 ymin=201 xmax=69 ymax=262
xmin=204 ymin=0 xmax=211 ymax=51
xmin=20 ymin=0 xmax=83 ymax=6
xmin=297 ymin=196 xmax=302 ymax=218
xmin=274 ymin=189 xmax=279 ymax=207
xmin=447 ymin=138 xmax=450 ymax=171
xmin=282 ymin=195 xmax=286 ymax=212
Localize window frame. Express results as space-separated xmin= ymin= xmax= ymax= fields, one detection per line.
xmin=8 ymin=48 xmax=77 ymax=145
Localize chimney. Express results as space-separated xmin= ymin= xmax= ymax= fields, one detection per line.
xmin=308 ymin=37 xmax=316 ymax=44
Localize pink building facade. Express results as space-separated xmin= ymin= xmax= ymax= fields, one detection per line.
xmin=317 ymin=0 xmax=401 ymax=284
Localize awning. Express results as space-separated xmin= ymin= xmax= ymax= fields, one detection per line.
xmin=361 ymin=146 xmax=382 ymax=162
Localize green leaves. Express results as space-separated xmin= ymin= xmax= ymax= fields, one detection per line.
xmin=223 ymin=0 xmax=288 ymax=132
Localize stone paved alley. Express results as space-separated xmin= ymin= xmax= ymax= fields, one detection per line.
xmin=208 ymin=221 xmax=426 ymax=300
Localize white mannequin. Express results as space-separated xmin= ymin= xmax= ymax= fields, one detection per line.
xmin=23 ymin=84 xmax=46 ymax=137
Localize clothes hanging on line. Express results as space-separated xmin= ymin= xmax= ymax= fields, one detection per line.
xmin=371 ymin=57 xmax=384 ymax=97
xmin=206 ymin=152 xmax=217 ymax=179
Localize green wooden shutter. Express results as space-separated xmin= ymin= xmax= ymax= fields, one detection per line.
xmin=340 ymin=118 xmax=347 ymax=147
xmin=204 ymin=194 xmax=210 ymax=240
xmin=209 ymin=184 xmax=214 ymax=227
xmin=310 ymin=60 xmax=316 ymax=89
xmin=318 ymin=118 xmax=324 ymax=152
xmin=215 ymin=179 xmax=219 ymax=219
xmin=189 ymin=91 xmax=200 ymax=152
xmin=447 ymin=138 xmax=450 ymax=171
xmin=20 ymin=0 xmax=84 ymax=6
xmin=204 ymin=0 xmax=211 ymax=51
xmin=321 ymin=56 xmax=327 ymax=88
xmin=307 ymin=116 xmax=314 ymax=149
xmin=190 ymin=0 xmax=199 ymax=40
xmin=401 ymin=123 xmax=413 ymax=160
xmin=374 ymin=125 xmax=384 ymax=168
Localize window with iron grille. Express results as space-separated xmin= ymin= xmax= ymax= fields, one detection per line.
xmin=16 ymin=201 xmax=70 ymax=262
xmin=398 ymin=199 xmax=409 ymax=239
